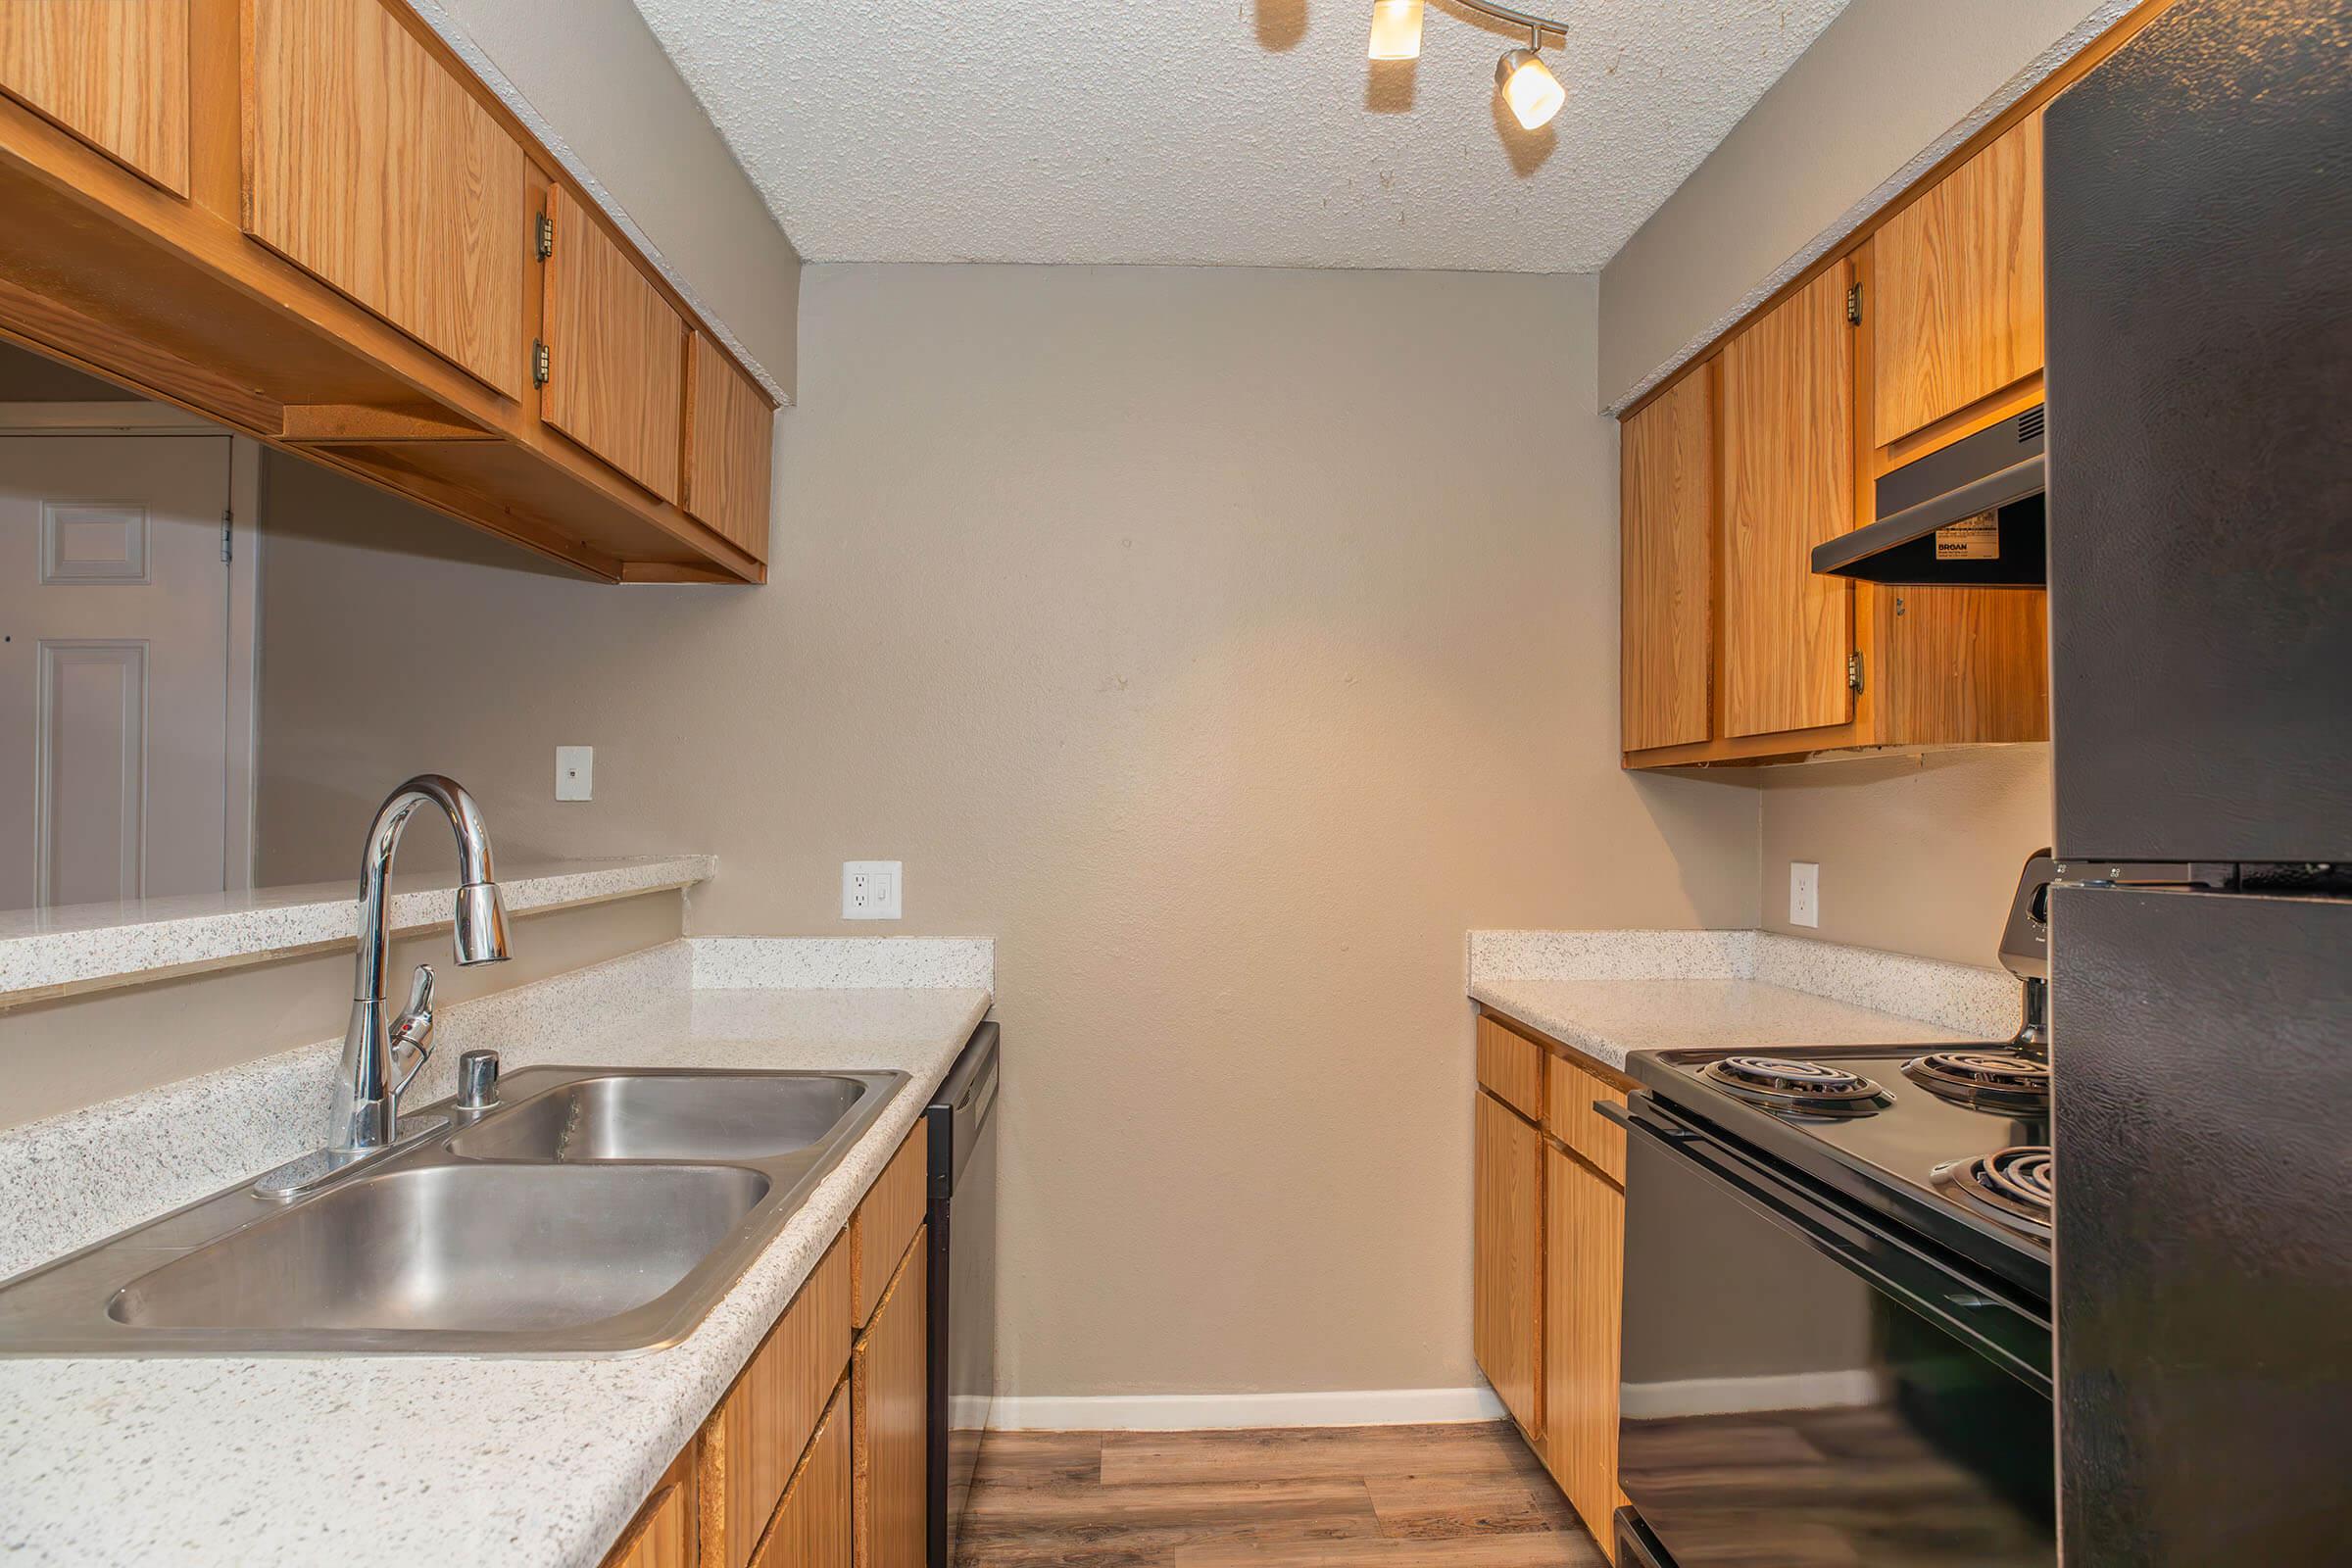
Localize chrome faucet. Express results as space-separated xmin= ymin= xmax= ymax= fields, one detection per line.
xmin=329 ymin=775 xmax=510 ymax=1155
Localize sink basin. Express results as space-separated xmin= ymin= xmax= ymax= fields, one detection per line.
xmin=0 ymin=1063 xmax=907 ymax=1355
xmin=109 ymin=1164 xmax=769 ymax=1334
xmin=449 ymin=1073 xmax=869 ymax=1163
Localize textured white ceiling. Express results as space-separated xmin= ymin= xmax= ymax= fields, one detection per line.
xmin=627 ymin=0 xmax=1850 ymax=271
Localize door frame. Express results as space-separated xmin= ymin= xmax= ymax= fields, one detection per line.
xmin=0 ymin=408 xmax=265 ymax=894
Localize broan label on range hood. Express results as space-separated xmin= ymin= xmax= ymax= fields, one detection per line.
xmin=1813 ymin=405 xmax=2047 ymax=587
xmin=1936 ymin=512 xmax=2002 ymax=561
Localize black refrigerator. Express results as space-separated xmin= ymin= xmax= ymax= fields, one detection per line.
xmin=2041 ymin=2 xmax=2351 ymax=1563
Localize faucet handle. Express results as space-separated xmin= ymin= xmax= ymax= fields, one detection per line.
xmin=389 ymin=963 xmax=436 ymax=1098
xmin=400 ymin=962 xmax=435 ymax=1018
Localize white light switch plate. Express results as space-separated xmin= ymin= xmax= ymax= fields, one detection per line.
xmin=1789 ymin=861 xmax=1820 ymax=928
xmin=843 ymin=860 xmax=902 ymax=920
xmin=556 ymin=746 xmax=594 ymax=801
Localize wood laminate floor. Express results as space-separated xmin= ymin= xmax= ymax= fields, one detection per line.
xmin=957 ymin=1422 xmax=1608 ymax=1567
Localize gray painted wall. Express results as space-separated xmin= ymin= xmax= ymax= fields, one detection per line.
xmin=1596 ymin=0 xmax=2125 ymax=412
xmin=416 ymin=0 xmax=803 ymax=401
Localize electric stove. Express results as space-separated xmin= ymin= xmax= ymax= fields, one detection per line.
xmin=1630 ymin=1041 xmax=2052 ymax=1298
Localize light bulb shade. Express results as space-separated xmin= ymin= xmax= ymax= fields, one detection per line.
xmin=1367 ymin=0 xmax=1423 ymax=61
xmin=1496 ymin=48 xmax=1565 ymax=130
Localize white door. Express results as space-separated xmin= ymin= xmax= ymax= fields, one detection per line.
xmin=0 ymin=435 xmax=234 ymax=908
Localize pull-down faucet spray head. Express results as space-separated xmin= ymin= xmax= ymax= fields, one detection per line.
xmin=452 ymin=880 xmax=510 ymax=966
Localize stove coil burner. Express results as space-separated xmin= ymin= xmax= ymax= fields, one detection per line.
xmin=1934 ymin=1145 xmax=2055 ymax=1238
xmin=1695 ymin=1054 xmax=1894 ymax=1118
xmin=1901 ymin=1050 xmax=2053 ymax=1113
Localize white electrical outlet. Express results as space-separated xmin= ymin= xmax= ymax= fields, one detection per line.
xmin=1789 ymin=861 xmax=1820 ymax=928
xmin=555 ymin=746 xmax=594 ymax=801
xmin=843 ymin=860 xmax=903 ymax=920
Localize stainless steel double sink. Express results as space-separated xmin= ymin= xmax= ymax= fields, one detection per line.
xmin=0 ymin=1065 xmax=906 ymax=1357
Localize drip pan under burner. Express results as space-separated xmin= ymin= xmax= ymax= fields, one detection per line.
xmin=1901 ymin=1050 xmax=2052 ymax=1113
xmin=1695 ymin=1054 xmax=1894 ymax=1119
xmin=1933 ymin=1144 xmax=2055 ymax=1239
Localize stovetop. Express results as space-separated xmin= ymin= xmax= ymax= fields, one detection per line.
xmin=1629 ymin=1042 xmax=2054 ymax=1298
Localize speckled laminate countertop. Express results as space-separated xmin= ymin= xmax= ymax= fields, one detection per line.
xmin=0 ymin=856 xmax=719 ymax=1005
xmin=0 ymin=938 xmax=992 ymax=1568
xmin=1466 ymin=928 xmax=2019 ymax=1069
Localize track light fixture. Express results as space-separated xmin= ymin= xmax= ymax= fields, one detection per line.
xmin=1495 ymin=32 xmax=1565 ymax=130
xmin=1368 ymin=1 xmax=1571 ymax=131
xmin=1366 ymin=0 xmax=1423 ymax=61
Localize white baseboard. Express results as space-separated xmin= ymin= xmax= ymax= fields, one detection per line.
xmin=988 ymin=1386 xmax=1507 ymax=1432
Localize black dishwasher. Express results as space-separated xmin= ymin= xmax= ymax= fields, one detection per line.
xmin=926 ymin=1021 xmax=999 ymax=1568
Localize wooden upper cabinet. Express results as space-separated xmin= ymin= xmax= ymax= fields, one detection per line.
xmin=243 ymin=0 xmax=527 ymax=400
xmin=1620 ymin=363 xmax=1715 ymax=752
xmin=1720 ymin=265 xmax=1854 ymax=740
xmin=1873 ymin=113 xmax=2045 ymax=447
xmin=684 ymin=332 xmax=774 ymax=560
xmin=0 ymin=0 xmax=190 ymax=195
xmin=542 ymin=182 xmax=686 ymax=502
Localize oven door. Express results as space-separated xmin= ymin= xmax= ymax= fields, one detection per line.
xmin=1615 ymin=1098 xmax=2054 ymax=1568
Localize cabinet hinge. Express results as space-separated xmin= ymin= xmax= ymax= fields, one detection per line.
xmin=531 ymin=339 xmax=551 ymax=387
xmin=1847 ymin=651 xmax=1865 ymax=694
xmin=1846 ymin=282 xmax=1863 ymax=325
xmin=535 ymin=210 xmax=554 ymax=261
xmin=220 ymin=509 xmax=233 ymax=564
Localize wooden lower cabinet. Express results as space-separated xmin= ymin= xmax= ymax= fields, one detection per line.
xmin=598 ymin=1201 xmax=924 ymax=1568
xmin=605 ymin=1451 xmax=696 ymax=1568
xmin=1475 ymin=1009 xmax=1631 ymax=1562
xmin=1475 ymin=1012 xmax=1546 ymax=1122
xmin=699 ymin=1236 xmax=855 ymax=1568
xmin=853 ymin=1123 xmax=929 ymax=1327
xmin=854 ymin=1230 xmax=929 ymax=1568
xmin=756 ymin=1380 xmax=853 ymax=1568
xmin=1473 ymin=1089 xmax=1544 ymax=1441
xmin=1544 ymin=1143 xmax=1628 ymax=1560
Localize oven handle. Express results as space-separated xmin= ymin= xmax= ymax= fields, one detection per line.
xmin=1602 ymin=1097 xmax=2051 ymax=1395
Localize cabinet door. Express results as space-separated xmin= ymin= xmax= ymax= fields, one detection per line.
xmin=854 ymin=1230 xmax=928 ymax=1568
xmin=684 ymin=332 xmax=774 ymax=560
xmin=542 ymin=182 xmax=685 ymax=502
xmin=700 ymin=1237 xmax=854 ymax=1568
xmin=1620 ymin=363 xmax=1715 ymax=752
xmin=1474 ymin=1091 xmax=1543 ymax=1440
xmin=1544 ymin=1145 xmax=1626 ymax=1559
xmin=605 ymin=1479 xmax=692 ymax=1568
xmin=853 ymin=1121 xmax=928 ymax=1327
xmin=754 ymin=1381 xmax=853 ymax=1568
xmin=1873 ymin=114 xmax=2044 ymax=446
xmin=244 ymin=0 xmax=527 ymax=398
xmin=1720 ymin=266 xmax=1854 ymax=739
xmin=0 ymin=0 xmax=189 ymax=195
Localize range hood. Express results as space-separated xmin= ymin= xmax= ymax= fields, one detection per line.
xmin=1813 ymin=404 xmax=2047 ymax=587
